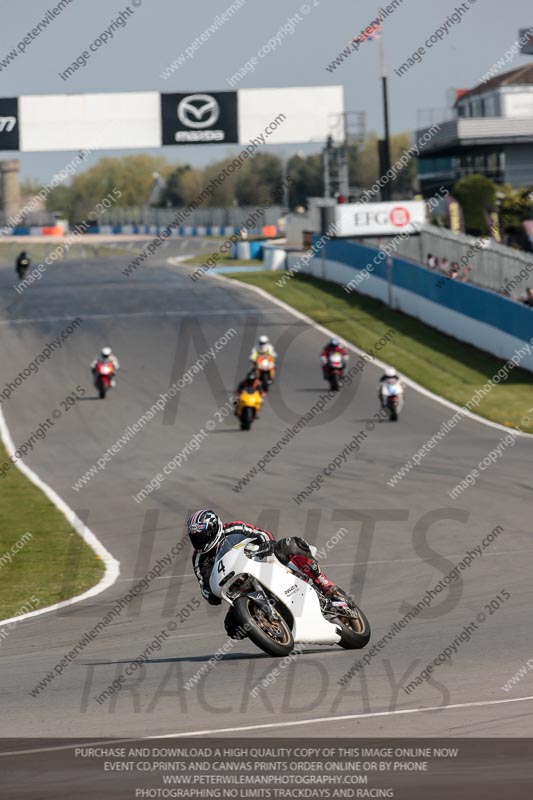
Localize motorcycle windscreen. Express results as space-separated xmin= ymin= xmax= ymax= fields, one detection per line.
xmin=216 ymin=533 xmax=251 ymax=558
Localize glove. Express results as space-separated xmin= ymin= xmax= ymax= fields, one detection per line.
xmin=207 ymin=593 xmax=221 ymax=606
xmin=202 ymin=587 xmax=221 ymax=605
xmin=253 ymin=540 xmax=275 ymax=558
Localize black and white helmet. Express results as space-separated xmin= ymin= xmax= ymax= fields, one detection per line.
xmin=187 ymin=509 xmax=223 ymax=553
xmin=257 ymin=335 xmax=269 ymax=353
xmin=101 ymin=346 xmax=112 ymax=359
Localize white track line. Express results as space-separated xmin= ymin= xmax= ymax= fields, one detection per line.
xmin=218 ymin=273 xmax=533 ymax=439
xmin=0 ymin=408 xmax=120 ymax=627
xmin=2 ymin=695 xmax=533 ymax=756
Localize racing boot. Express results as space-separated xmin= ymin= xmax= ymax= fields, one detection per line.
xmin=289 ymin=554 xmax=339 ymax=597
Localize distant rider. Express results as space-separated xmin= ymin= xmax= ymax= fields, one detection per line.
xmin=378 ymin=366 xmax=404 ymax=408
xmin=233 ymin=369 xmax=265 ymax=415
xmin=321 ymin=337 xmax=349 ymax=380
xmin=188 ymin=510 xmax=346 ymax=639
xmin=250 ymin=334 xmax=277 ymax=364
xmin=91 ymin=346 xmax=120 ymax=387
xmin=15 ymin=251 xmax=31 ymax=279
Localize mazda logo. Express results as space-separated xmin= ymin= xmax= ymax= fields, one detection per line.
xmin=177 ymin=94 xmax=220 ymax=130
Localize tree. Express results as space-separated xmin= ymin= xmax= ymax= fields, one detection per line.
xmin=348 ymin=131 xmax=417 ymax=196
xmin=349 ymin=132 xmax=379 ymax=189
xmin=180 ymin=168 xmax=207 ymax=206
xmin=495 ymin=183 xmax=532 ymax=249
xmin=201 ymin=159 xmax=238 ymax=207
xmin=287 ymin=154 xmax=323 ymax=208
xmin=46 ymin=155 xmax=173 ymax=221
xmin=161 ymin=165 xmax=193 ymax=207
xmin=452 ymin=174 xmax=497 ymax=235
xmin=236 ymin=153 xmax=284 ymax=206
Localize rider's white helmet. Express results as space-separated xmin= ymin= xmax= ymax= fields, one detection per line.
xmin=258 ymin=334 xmax=269 ymax=352
xmin=101 ymin=346 xmax=112 ymax=359
xmin=385 ymin=366 xmax=397 ymax=378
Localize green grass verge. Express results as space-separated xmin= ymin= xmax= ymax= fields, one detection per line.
xmin=227 ymin=271 xmax=533 ymax=433
xmin=0 ymin=441 xmax=104 ymax=619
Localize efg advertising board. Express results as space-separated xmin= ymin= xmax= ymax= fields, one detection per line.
xmin=333 ymin=200 xmax=427 ymax=237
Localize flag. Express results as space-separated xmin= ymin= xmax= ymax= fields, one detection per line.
xmin=484 ymin=207 xmax=503 ymax=243
xmin=353 ymin=20 xmax=382 ymax=45
xmin=446 ymin=195 xmax=465 ymax=234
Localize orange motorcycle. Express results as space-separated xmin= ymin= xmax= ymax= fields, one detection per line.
xmin=255 ymin=353 xmax=276 ymax=393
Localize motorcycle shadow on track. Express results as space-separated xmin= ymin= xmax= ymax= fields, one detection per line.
xmin=75 ymin=396 xmax=102 ymax=402
xmin=83 ymin=647 xmax=331 ymax=668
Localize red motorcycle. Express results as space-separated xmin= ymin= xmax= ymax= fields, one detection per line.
xmin=324 ymin=351 xmax=346 ymax=392
xmin=93 ymin=361 xmax=115 ymax=399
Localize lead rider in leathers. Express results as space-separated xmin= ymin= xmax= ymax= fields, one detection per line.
xmin=188 ymin=510 xmax=345 ymax=639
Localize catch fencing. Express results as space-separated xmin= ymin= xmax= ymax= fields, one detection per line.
xmin=362 ymin=224 xmax=533 ymax=295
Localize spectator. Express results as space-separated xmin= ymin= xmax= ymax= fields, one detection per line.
xmin=427 ymin=253 xmax=436 ymax=269
xmin=439 ymin=257 xmax=449 ymax=273
xmin=522 ymin=288 xmax=533 ymax=307
xmin=459 ymin=265 xmax=472 ymax=283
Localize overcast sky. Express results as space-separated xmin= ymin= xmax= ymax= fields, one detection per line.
xmin=0 ymin=0 xmax=530 ymax=182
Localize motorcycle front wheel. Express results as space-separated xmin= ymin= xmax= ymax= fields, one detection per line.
xmin=233 ymin=595 xmax=294 ymax=656
xmin=329 ymin=372 xmax=340 ymax=392
xmin=240 ymin=406 xmax=254 ymax=430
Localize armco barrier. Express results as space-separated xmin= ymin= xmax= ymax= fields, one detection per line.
xmin=4 ymin=224 xmax=278 ymax=238
xmin=297 ymin=237 xmax=533 ymax=374
xmin=4 ymin=225 xmax=247 ymax=237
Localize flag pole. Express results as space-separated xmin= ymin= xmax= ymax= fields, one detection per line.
xmin=378 ymin=8 xmax=393 ymax=200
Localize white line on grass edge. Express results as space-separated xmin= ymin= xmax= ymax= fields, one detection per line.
xmin=215 ymin=271 xmax=533 ymax=439
xmin=0 ymin=407 xmax=120 ymax=626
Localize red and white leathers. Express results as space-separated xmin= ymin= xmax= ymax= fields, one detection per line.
xmin=90 ymin=353 xmax=120 ymax=371
xmin=192 ymin=522 xmax=337 ymax=605
xmin=321 ymin=343 xmax=349 ymax=378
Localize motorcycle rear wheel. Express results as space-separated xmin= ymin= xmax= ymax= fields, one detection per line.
xmin=335 ymin=604 xmax=371 ymax=649
xmin=233 ymin=595 xmax=294 ymax=656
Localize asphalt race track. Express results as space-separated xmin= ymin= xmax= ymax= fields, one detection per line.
xmin=0 ymin=244 xmax=532 ymax=742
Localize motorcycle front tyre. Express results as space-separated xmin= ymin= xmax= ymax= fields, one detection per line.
xmin=233 ymin=595 xmax=294 ymax=656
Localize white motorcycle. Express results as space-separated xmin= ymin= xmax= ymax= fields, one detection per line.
xmin=209 ymin=534 xmax=371 ymax=657
xmin=380 ymin=380 xmax=404 ymax=422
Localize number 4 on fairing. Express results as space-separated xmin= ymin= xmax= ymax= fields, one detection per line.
xmin=217 ymin=560 xmax=226 ymax=574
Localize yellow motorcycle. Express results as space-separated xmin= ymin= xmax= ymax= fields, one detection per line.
xmin=237 ymin=386 xmax=264 ymax=431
